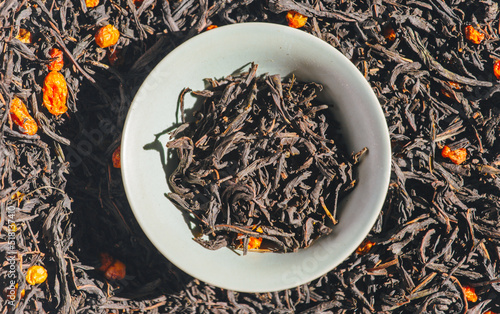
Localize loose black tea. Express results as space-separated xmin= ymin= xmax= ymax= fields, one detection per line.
xmin=2 ymin=0 xmax=500 ymax=311
xmin=166 ymin=63 xmax=366 ymax=254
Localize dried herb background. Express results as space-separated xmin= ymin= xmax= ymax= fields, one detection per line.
xmin=1 ymin=0 xmax=499 ymax=313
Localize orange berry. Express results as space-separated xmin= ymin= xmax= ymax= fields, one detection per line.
xmin=494 ymin=60 xmax=500 ymax=80
xmin=104 ymin=260 xmax=126 ymax=280
xmin=442 ymin=145 xmax=467 ymax=165
xmin=98 ymin=252 xmax=115 ymax=272
xmin=463 ymin=285 xmax=478 ymax=302
xmin=95 ymin=25 xmax=120 ymax=48
xmin=42 ymin=71 xmax=68 ymax=115
xmin=286 ymin=11 xmax=307 ymax=29
xmin=16 ymin=29 xmax=32 ymax=44
xmin=450 ymin=148 xmax=467 ymax=165
xmin=10 ymin=97 xmax=38 ymax=135
xmin=247 ymin=237 xmax=263 ymax=250
xmin=382 ymin=24 xmax=396 ymax=41
xmin=206 ymin=25 xmax=218 ymax=31
xmin=356 ymin=239 xmax=375 ymax=255
xmin=238 ymin=227 xmax=263 ymax=250
xmin=441 ymin=145 xmax=451 ymax=158
xmin=464 ymin=25 xmax=484 ymax=44
xmin=48 ymin=48 xmax=64 ymax=71
xmin=112 ymin=146 xmax=121 ymax=168
xmin=85 ymin=0 xmax=99 ymax=7
xmin=26 ymin=265 xmax=48 ymax=285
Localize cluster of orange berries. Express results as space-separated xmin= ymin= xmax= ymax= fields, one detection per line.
xmin=11 ymin=21 xmax=121 ymax=146
xmin=10 ymin=44 xmax=67 ymax=136
xmin=462 ymin=25 xmax=500 ymax=80
xmin=99 ymin=252 xmax=127 ymax=280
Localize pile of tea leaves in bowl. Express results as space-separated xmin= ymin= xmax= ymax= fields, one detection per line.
xmin=166 ymin=63 xmax=366 ymax=254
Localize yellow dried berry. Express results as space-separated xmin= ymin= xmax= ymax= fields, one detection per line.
xmin=42 ymin=71 xmax=68 ymax=116
xmin=463 ymin=285 xmax=478 ymax=302
xmin=286 ymin=11 xmax=307 ymax=29
xmin=26 ymin=265 xmax=48 ymax=285
xmin=95 ymin=25 xmax=120 ymax=48
xmin=112 ymin=146 xmax=121 ymax=168
xmin=85 ymin=0 xmax=99 ymax=8
xmin=10 ymin=97 xmax=38 ymax=135
xmin=16 ymin=28 xmax=32 ymax=44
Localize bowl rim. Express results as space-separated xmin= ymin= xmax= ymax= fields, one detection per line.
xmin=121 ymin=21 xmax=391 ymax=292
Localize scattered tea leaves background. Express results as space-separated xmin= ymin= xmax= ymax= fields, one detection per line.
xmin=1 ymin=0 xmax=499 ymax=313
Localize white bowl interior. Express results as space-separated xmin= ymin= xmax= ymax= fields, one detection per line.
xmin=121 ymin=23 xmax=391 ymax=293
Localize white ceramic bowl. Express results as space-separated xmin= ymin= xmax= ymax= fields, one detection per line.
xmin=121 ymin=22 xmax=391 ymax=293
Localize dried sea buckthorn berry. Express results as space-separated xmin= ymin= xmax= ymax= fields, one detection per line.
xmin=112 ymin=146 xmax=121 ymax=168
xmin=10 ymin=97 xmax=38 ymax=135
xmin=86 ymin=0 xmax=99 ymax=8
xmin=356 ymin=239 xmax=375 ymax=255
xmin=95 ymin=25 xmax=120 ymax=48
xmin=105 ymin=260 xmax=126 ymax=280
xmin=463 ymin=285 xmax=478 ymax=302
xmin=43 ymin=71 xmax=68 ymax=115
xmin=239 ymin=227 xmax=263 ymax=250
xmin=98 ymin=252 xmax=115 ymax=272
xmin=2 ymin=283 xmax=25 ymax=300
xmin=382 ymin=24 xmax=396 ymax=41
xmin=98 ymin=253 xmax=126 ymax=280
xmin=16 ymin=28 xmax=32 ymax=44
xmin=286 ymin=11 xmax=307 ymax=29
xmin=206 ymin=25 xmax=218 ymax=31
xmin=239 ymin=236 xmax=263 ymax=250
xmin=441 ymin=145 xmax=467 ymax=165
xmin=26 ymin=265 xmax=48 ymax=285
xmin=493 ymin=60 xmax=500 ymax=80
xmin=48 ymin=48 xmax=64 ymax=72
xmin=247 ymin=237 xmax=263 ymax=250
xmin=10 ymin=223 xmax=18 ymax=232
xmin=441 ymin=145 xmax=451 ymax=158
xmin=464 ymin=25 xmax=484 ymax=44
